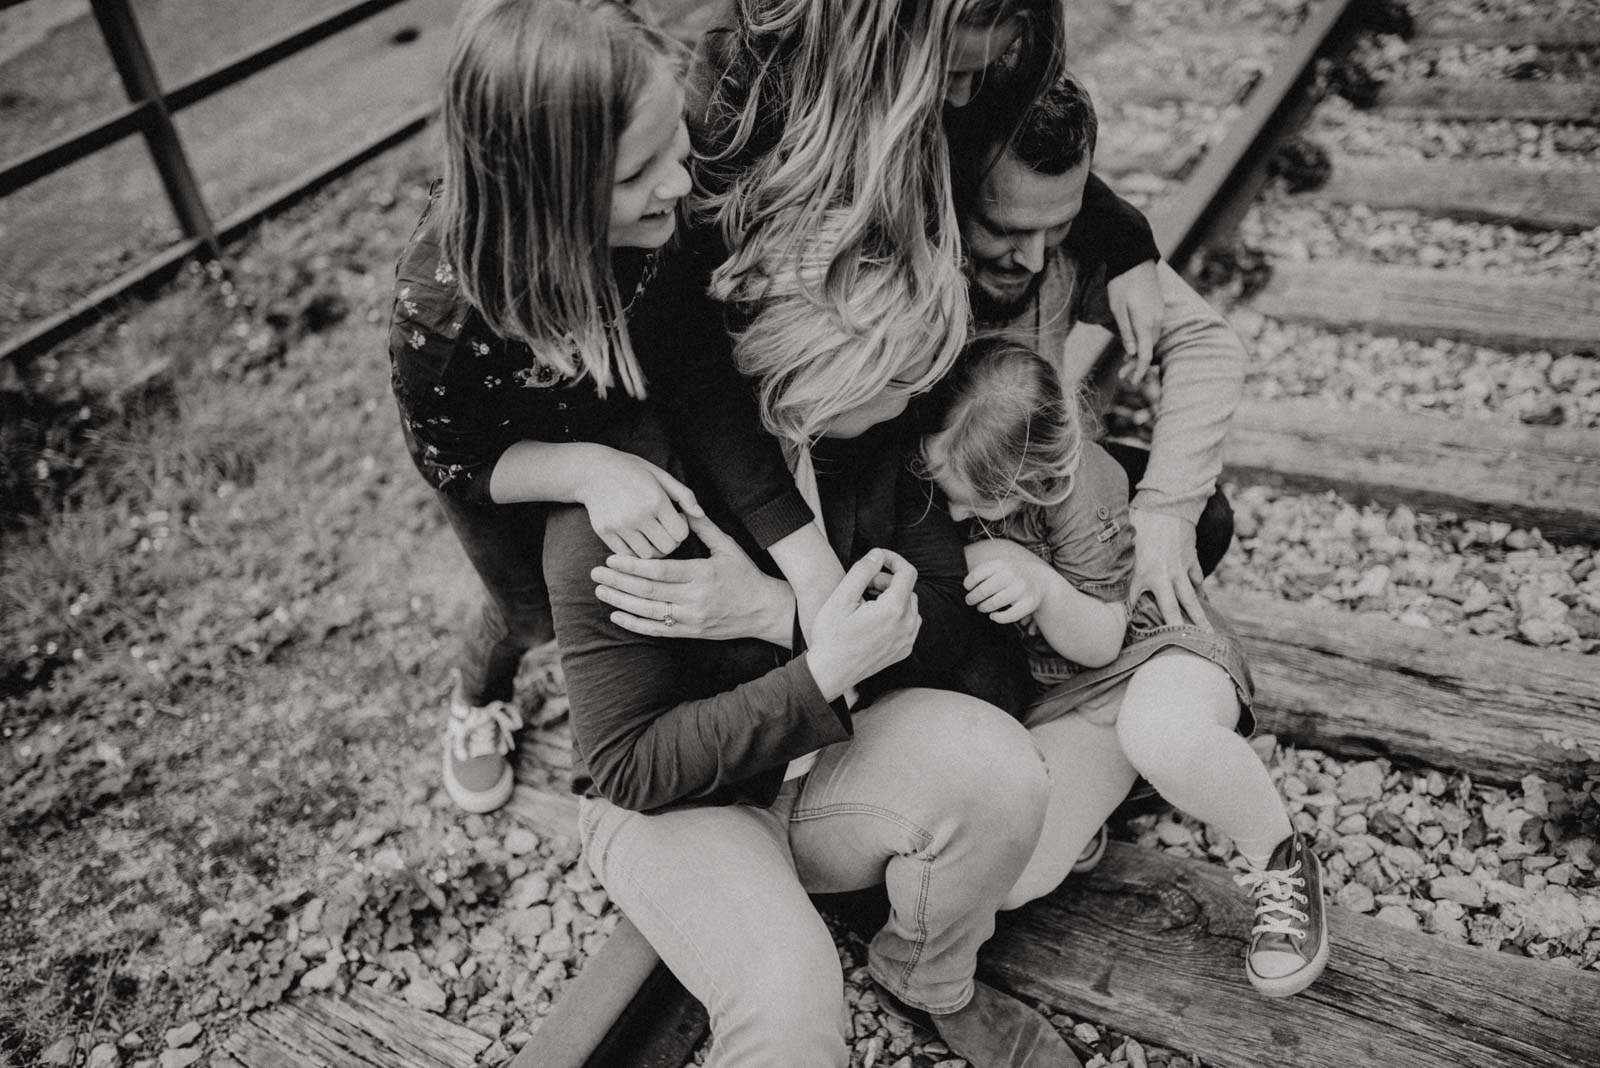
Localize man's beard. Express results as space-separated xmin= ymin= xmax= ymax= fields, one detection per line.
xmin=967 ymin=267 xmax=1045 ymax=323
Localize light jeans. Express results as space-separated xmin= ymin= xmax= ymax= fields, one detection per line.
xmin=577 ymin=688 xmax=1051 ymax=1068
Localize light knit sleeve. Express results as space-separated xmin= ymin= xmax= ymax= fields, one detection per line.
xmin=1130 ymin=263 xmax=1246 ymax=524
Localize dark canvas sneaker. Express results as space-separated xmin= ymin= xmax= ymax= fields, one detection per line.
xmin=442 ymin=672 xmax=523 ymax=814
xmin=1233 ymin=832 xmax=1329 ymax=997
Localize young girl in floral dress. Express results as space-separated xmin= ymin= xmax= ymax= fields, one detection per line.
xmin=922 ymin=337 xmax=1330 ymax=999
xmin=387 ymin=0 xmax=841 ymax=814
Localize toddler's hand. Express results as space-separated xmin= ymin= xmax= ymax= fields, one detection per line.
xmin=580 ymin=449 xmax=703 ymax=560
xmin=964 ymin=556 xmax=1044 ymax=624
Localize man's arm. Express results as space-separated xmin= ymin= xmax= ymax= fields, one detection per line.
xmin=1129 ymin=262 xmax=1246 ymax=524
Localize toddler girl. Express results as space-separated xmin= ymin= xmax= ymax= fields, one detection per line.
xmin=388 ymin=0 xmax=840 ymax=815
xmin=921 ymin=336 xmax=1329 ymax=999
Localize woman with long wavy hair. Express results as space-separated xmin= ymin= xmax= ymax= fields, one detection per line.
xmin=689 ymin=0 xmax=1165 ymax=398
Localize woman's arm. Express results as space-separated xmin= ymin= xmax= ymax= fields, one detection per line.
xmin=634 ymin=227 xmax=846 ymax=630
xmin=547 ymin=504 xmax=916 ymax=812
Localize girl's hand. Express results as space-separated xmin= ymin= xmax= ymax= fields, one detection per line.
xmin=1107 ymin=258 xmax=1163 ymax=386
xmin=964 ymin=556 xmax=1046 ymax=624
xmin=592 ymin=512 xmax=795 ymax=644
xmin=805 ymin=549 xmax=921 ymax=701
xmin=579 ymin=449 xmax=703 ymax=560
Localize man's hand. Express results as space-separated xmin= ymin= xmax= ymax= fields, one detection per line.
xmin=1128 ymin=508 xmax=1209 ymax=629
xmin=1107 ymin=259 xmax=1162 ymax=386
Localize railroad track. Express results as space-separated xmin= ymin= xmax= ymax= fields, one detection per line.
xmin=212 ymin=1 xmax=1600 ymax=1065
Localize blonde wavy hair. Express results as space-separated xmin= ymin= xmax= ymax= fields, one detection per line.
xmin=734 ymin=216 xmax=962 ymax=446
xmin=439 ymin=0 xmax=678 ymax=398
xmin=697 ymin=0 xmax=1066 ymax=382
xmin=923 ymin=335 xmax=1088 ymax=510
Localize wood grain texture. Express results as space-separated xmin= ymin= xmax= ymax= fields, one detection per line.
xmin=509 ymin=919 xmax=667 ymax=1068
xmin=1414 ymin=17 xmax=1600 ymax=49
xmin=1376 ymin=78 xmax=1600 ymax=123
xmin=983 ymin=843 xmax=1600 ymax=1068
xmin=222 ymin=985 xmax=489 ymax=1068
xmin=507 ymin=783 xmax=580 ymax=840
xmin=1248 ymin=260 xmax=1600 ymax=354
xmin=1224 ymin=398 xmax=1600 ymax=544
xmin=1212 ymin=589 xmax=1600 ymax=784
xmin=1310 ymin=155 xmax=1600 ymax=232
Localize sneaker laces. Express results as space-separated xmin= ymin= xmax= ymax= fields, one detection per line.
xmin=1234 ymin=861 xmax=1309 ymax=940
xmin=448 ymin=699 xmax=523 ymax=763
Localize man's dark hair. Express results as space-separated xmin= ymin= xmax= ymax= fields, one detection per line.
xmin=948 ymin=72 xmax=1097 ymax=209
xmin=1008 ymin=72 xmax=1098 ymax=175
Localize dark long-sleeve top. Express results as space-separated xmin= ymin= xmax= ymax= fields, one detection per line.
xmin=687 ymin=28 xmax=1159 ymax=279
xmin=549 ymin=411 xmax=1013 ymax=814
xmin=386 ymin=186 xmax=813 ymax=549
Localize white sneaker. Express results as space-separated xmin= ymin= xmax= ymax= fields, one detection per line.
xmin=441 ymin=671 xmax=523 ymax=814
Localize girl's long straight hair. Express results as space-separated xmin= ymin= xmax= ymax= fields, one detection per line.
xmin=696 ymin=0 xmax=1066 ymax=387
xmin=440 ymin=0 xmax=675 ymax=398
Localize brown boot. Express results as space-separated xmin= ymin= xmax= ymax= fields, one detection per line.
xmin=876 ymin=980 xmax=1082 ymax=1068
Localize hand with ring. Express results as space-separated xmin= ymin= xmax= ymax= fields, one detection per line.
xmin=592 ymin=512 xmax=796 ymax=645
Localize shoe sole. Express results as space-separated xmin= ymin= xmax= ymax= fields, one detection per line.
xmin=441 ymin=746 xmax=515 ymax=814
xmin=1072 ymin=826 xmax=1109 ymax=874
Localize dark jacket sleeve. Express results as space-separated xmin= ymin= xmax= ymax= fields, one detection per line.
xmin=860 ymin=467 xmax=1016 ymax=706
xmin=544 ymin=503 xmax=849 ymax=813
xmin=389 ymin=285 xmax=506 ymax=505
xmin=1067 ymin=172 xmax=1159 ymax=279
xmin=636 ymin=229 xmax=815 ymax=549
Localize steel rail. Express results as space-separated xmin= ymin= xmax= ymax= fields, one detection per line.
xmin=0 ymin=103 xmax=434 ymax=365
xmin=1061 ymin=0 xmax=1367 ymax=390
xmin=0 ymin=0 xmax=420 ymax=362
xmin=0 ymin=0 xmax=408 ymax=199
xmin=0 ymin=101 xmax=155 ymax=199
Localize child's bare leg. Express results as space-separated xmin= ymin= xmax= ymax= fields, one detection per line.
xmin=1004 ymin=705 xmax=1138 ymax=910
xmin=1115 ymin=649 xmax=1290 ymax=866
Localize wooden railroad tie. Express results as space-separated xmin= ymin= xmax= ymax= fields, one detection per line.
xmin=1411 ymin=17 xmax=1600 ymax=51
xmin=216 ymin=984 xmax=490 ymax=1068
xmin=1247 ymin=260 xmax=1600 ymax=356
xmin=1307 ymin=155 xmax=1600 ymax=234
xmin=983 ymin=842 xmax=1600 ymax=1068
xmin=1224 ymin=399 xmax=1600 ymax=547
xmin=1375 ymin=79 xmax=1600 ymax=125
xmin=1214 ymin=589 xmax=1600 ymax=786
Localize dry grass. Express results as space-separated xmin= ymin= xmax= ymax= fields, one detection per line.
xmin=0 ymin=137 xmax=472 ymax=1065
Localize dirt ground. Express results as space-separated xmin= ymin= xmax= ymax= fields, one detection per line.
xmin=0 ymin=130 xmax=534 ymax=1064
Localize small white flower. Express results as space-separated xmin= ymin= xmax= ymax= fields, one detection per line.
xmin=409 ymin=329 xmax=426 ymax=349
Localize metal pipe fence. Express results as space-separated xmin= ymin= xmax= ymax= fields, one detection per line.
xmin=0 ymin=0 xmax=431 ymax=364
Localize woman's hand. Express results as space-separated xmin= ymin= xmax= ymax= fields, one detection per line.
xmin=592 ymin=512 xmax=795 ymax=644
xmin=963 ymin=538 xmax=1048 ymax=624
xmin=1107 ymin=258 xmax=1163 ymax=386
xmin=804 ymin=549 xmax=921 ymax=701
xmin=579 ymin=448 xmax=703 ymax=560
